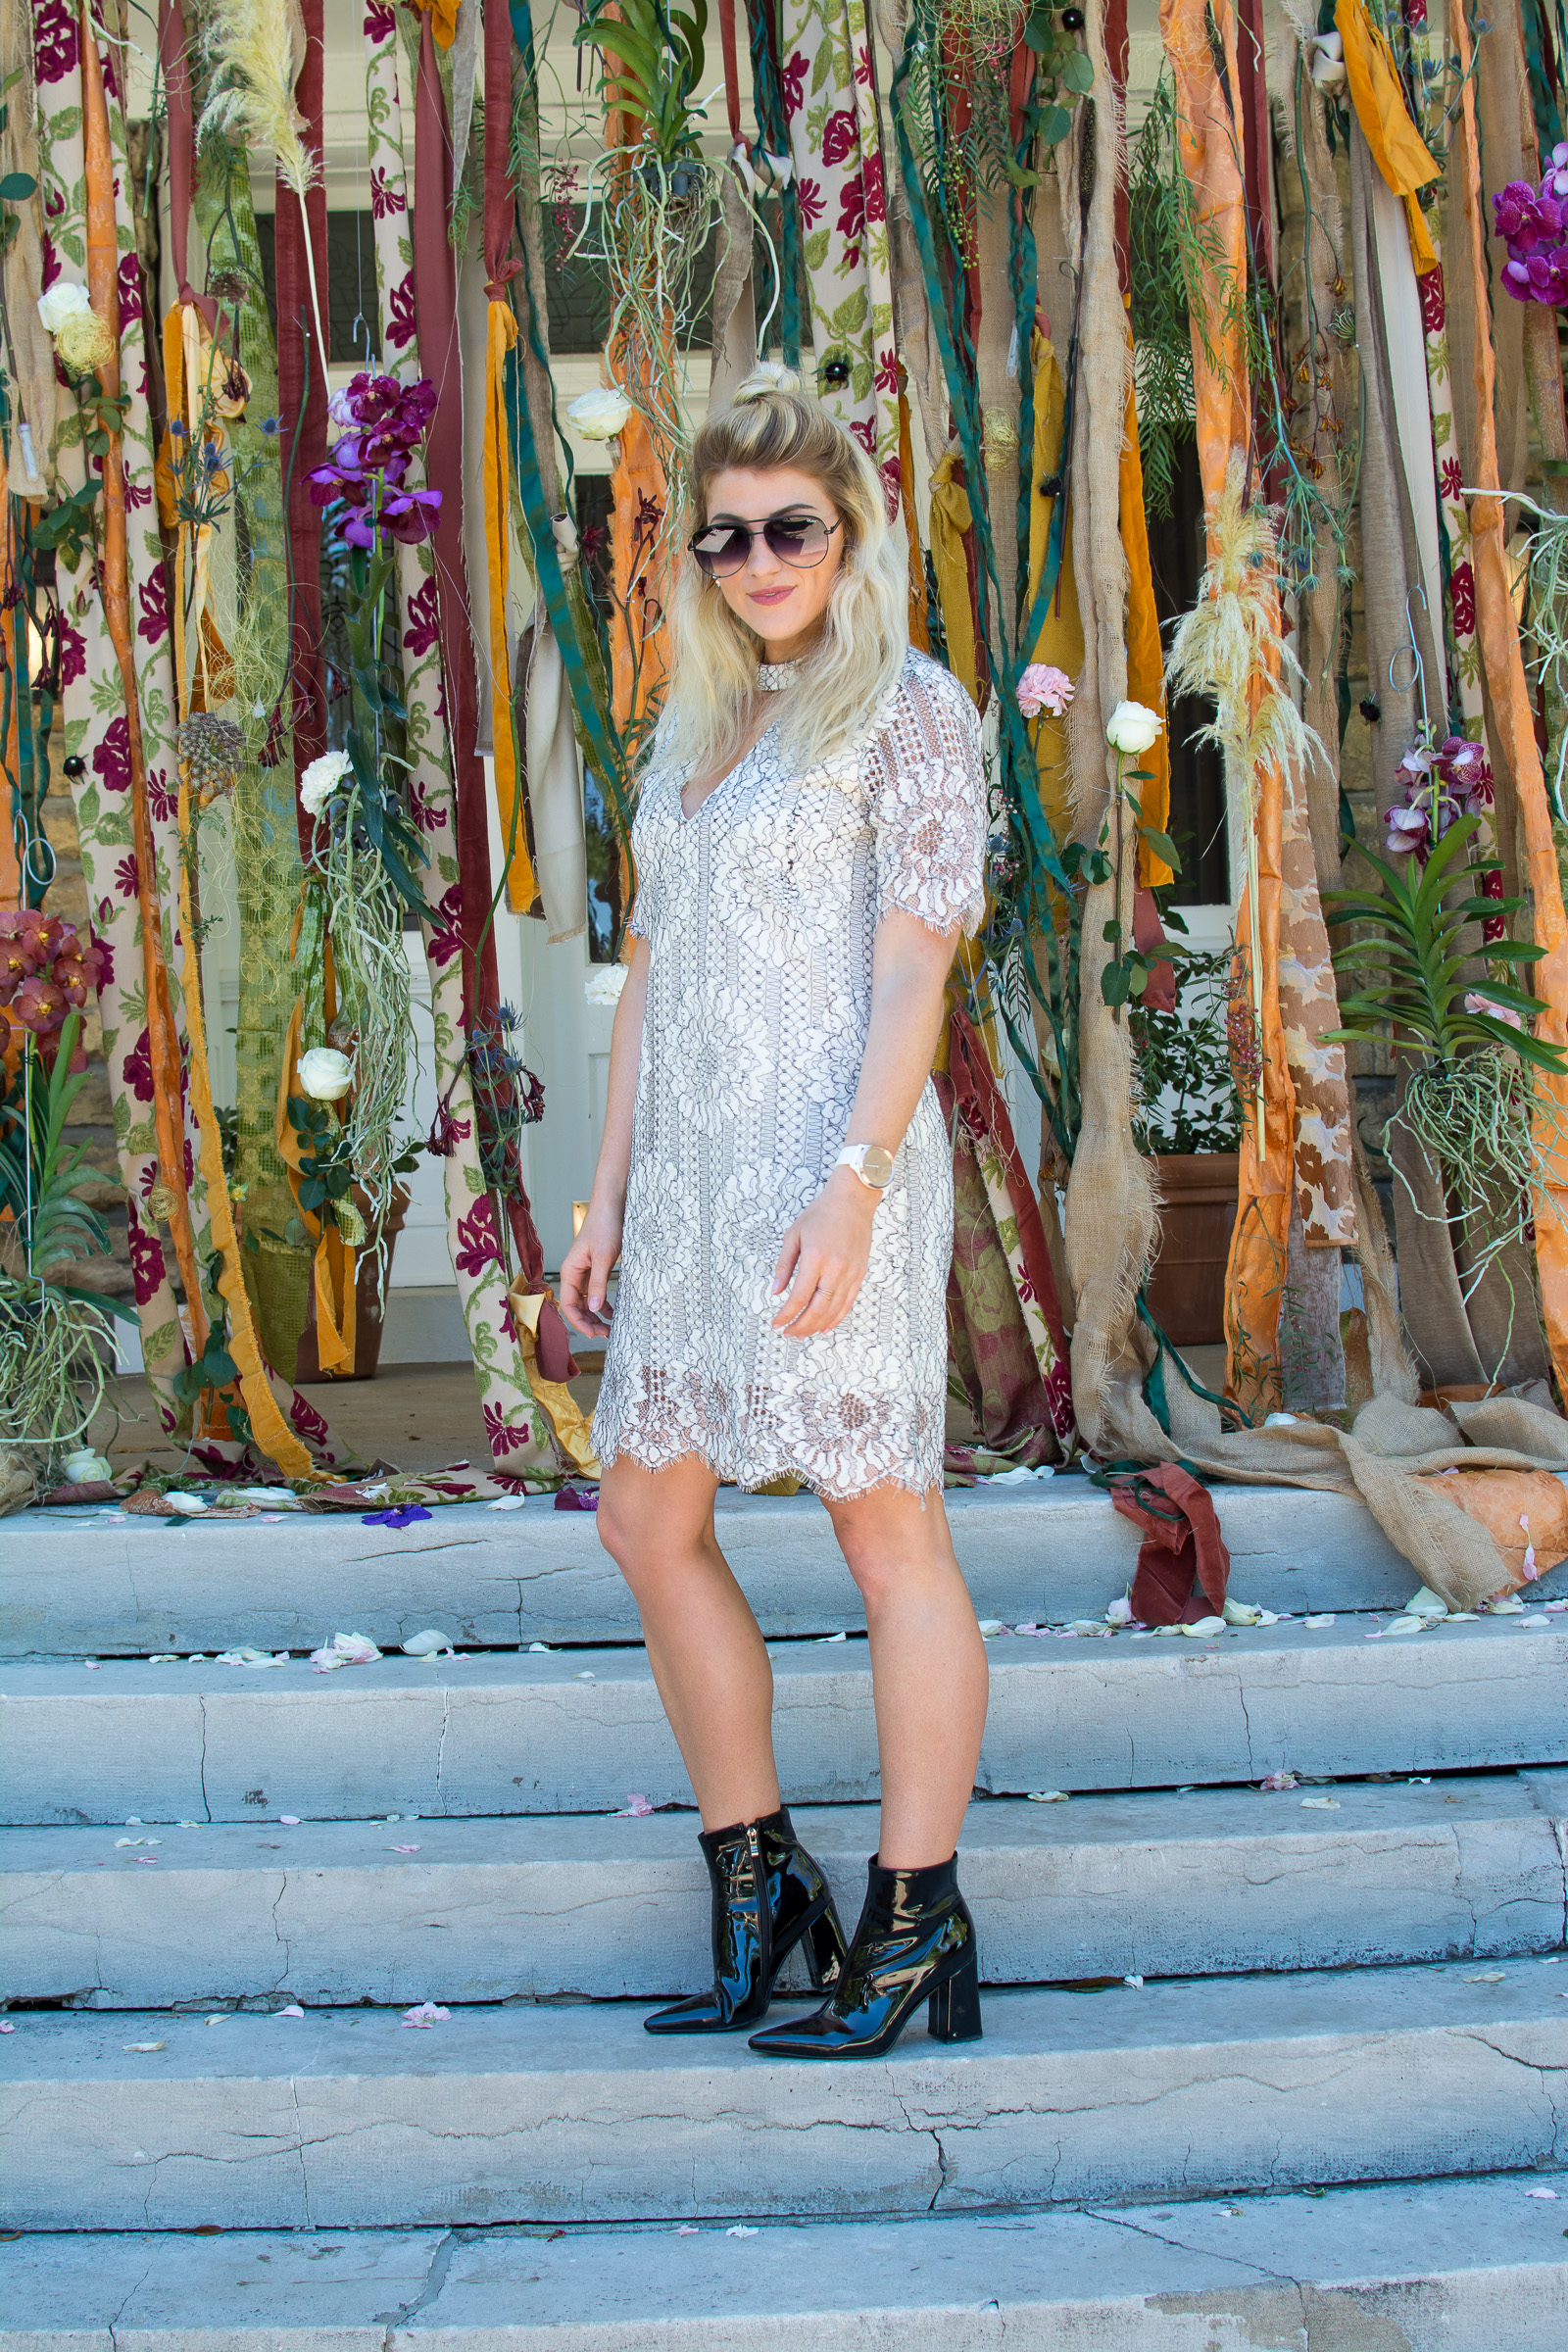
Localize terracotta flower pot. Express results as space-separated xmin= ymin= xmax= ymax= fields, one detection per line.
xmin=1144 ymin=1153 xmax=1239 ymax=1348
xmin=294 ymin=1182 xmax=413 ymax=1384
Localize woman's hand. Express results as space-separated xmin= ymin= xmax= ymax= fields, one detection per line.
xmin=560 ymin=1198 xmax=624 ymax=1340
xmin=770 ymin=1167 xmax=879 ymax=1338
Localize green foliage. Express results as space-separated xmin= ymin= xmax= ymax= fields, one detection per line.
xmin=1127 ymin=76 xmax=1213 ymax=521
xmin=574 ymin=0 xmax=709 ymax=164
xmin=285 ymin=1095 xmax=356 ymax=1226
xmin=0 ymin=1013 xmax=126 ymax=1308
xmin=1131 ymin=950 xmax=1244 ymax=1156
xmin=1324 ymin=816 xmax=1567 ymax=1074
xmin=0 ymin=1014 xmax=126 ymax=1486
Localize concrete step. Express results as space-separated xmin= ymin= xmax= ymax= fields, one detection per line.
xmin=2 ymin=1481 xmax=1433 ymax=1657
xmin=3 ymin=2173 xmax=1564 ymax=2350
xmin=3 ymin=1960 xmax=1563 ymax=2230
xmin=7 ymin=1775 xmax=1565 ymax=2010
xmin=5 ymin=1613 xmax=1565 ymax=1826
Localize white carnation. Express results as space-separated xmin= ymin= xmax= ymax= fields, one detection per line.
xmin=584 ymin=963 xmax=629 ymax=1007
xmin=298 ymin=1046 xmax=354 ymax=1101
xmin=299 ymin=748 xmax=353 ymax=817
xmin=566 ymin=386 xmax=633 ymax=441
xmin=37 ymin=280 xmax=93 ymax=333
xmin=1105 ymin=700 xmax=1163 ymax=756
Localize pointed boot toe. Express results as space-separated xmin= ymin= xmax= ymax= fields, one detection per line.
xmin=749 ymin=1852 xmax=982 ymax=2060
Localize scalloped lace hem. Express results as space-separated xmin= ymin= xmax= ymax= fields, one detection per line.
xmin=594 ymin=1428 xmax=941 ymax=1505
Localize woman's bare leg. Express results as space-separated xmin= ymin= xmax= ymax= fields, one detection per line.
xmin=821 ymin=1483 xmax=988 ymax=1868
xmin=596 ymin=1452 xmax=781 ymax=1828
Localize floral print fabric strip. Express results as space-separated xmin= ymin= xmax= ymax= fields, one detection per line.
xmin=365 ymin=3 xmax=557 ymax=1480
xmin=593 ymin=653 xmax=985 ymax=1498
xmin=779 ymin=0 xmax=900 ymax=505
xmin=35 ymin=5 xmax=196 ymax=1427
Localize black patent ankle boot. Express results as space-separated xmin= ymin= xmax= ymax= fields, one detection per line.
xmin=644 ymin=1805 xmax=848 ymax=2034
xmin=747 ymin=1852 xmax=981 ymax=2059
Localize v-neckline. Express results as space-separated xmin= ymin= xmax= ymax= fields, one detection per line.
xmin=677 ymin=719 xmax=777 ymax=826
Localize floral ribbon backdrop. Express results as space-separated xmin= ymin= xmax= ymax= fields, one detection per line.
xmin=2 ymin=0 xmax=1567 ymax=1600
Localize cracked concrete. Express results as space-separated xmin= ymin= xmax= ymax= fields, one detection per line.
xmin=3 ymin=1965 xmax=1563 ymax=2230
xmin=0 ymin=1484 xmax=1433 ymax=1658
xmin=4 ymin=1780 xmax=1563 ymax=2008
xmin=0 ymin=2173 xmax=1563 ymax=2348
xmin=7 ymin=1614 xmax=1566 ymax=1826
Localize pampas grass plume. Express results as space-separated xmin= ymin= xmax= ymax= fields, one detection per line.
xmin=198 ymin=0 xmax=319 ymax=203
xmin=1164 ymin=458 xmax=1324 ymax=809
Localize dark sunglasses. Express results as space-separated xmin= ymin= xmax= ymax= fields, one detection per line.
xmin=689 ymin=511 xmax=841 ymax=579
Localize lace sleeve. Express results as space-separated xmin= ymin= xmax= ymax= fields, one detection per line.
xmin=865 ymin=659 xmax=987 ymax=937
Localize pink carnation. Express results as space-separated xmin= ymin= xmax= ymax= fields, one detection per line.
xmin=1015 ymin=663 xmax=1074 ymax=718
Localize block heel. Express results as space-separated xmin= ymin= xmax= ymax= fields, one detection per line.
xmin=928 ymin=1951 xmax=982 ymax=2042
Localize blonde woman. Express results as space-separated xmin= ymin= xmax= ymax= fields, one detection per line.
xmin=560 ymin=365 xmax=989 ymax=2060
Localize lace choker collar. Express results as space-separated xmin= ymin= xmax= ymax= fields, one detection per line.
xmin=756 ymin=660 xmax=805 ymax=692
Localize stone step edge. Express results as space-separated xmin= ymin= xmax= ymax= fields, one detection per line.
xmin=10 ymin=1774 xmax=1564 ymax=2009
xmin=1 ymin=2173 xmax=1564 ymax=2351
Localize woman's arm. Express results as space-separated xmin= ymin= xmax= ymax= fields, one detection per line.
xmin=559 ymin=938 xmax=651 ymax=1338
xmin=770 ymin=909 xmax=957 ymax=1338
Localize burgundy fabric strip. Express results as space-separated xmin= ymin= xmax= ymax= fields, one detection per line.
xmin=157 ymin=0 xmax=192 ymax=295
xmin=483 ymin=0 xmax=518 ymax=284
xmin=274 ymin=0 xmax=329 ymax=851
xmin=415 ymin=8 xmax=544 ymax=1288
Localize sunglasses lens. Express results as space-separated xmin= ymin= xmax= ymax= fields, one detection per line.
xmin=691 ymin=525 xmax=751 ymax=577
xmin=765 ymin=515 xmax=830 ymax=565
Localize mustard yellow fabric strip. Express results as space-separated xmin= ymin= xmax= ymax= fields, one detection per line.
xmin=1339 ymin=0 xmax=1440 ymax=270
xmin=929 ymin=449 xmax=979 ymax=706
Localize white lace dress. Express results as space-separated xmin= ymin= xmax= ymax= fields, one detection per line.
xmin=592 ymin=649 xmax=988 ymax=1499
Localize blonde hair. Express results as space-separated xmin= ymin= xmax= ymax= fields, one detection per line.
xmin=661 ymin=364 xmax=909 ymax=776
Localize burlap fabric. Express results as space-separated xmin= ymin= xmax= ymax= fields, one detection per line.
xmin=1058 ymin=31 xmax=1158 ymax=1457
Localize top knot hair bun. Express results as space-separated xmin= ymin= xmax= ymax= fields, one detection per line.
xmin=731 ymin=361 xmax=805 ymax=404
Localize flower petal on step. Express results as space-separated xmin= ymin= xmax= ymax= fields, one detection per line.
xmin=277 ymin=2006 xmax=306 ymax=2019
xmin=278 ymin=1816 xmax=300 ymax=1827
xmin=1464 ymin=1971 xmax=1505 ymax=1983
xmin=122 ymin=2040 xmax=166 ymax=2051
xmin=1299 ymin=1796 xmax=1340 ymax=1809
xmin=401 ymin=2001 xmax=450 ymax=2027
xmin=1526 ymin=2187 xmax=1559 ymax=2197
xmin=1027 ymin=1790 xmax=1069 ymax=1803
xmin=726 ymin=2226 xmax=760 ymax=2238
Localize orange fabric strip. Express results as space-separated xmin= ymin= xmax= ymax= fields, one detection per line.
xmin=1450 ymin=2 xmax=1568 ymax=1396
xmin=81 ymin=6 xmax=206 ymax=1351
xmin=1158 ymin=0 xmax=1294 ymax=1418
xmin=1119 ymin=380 xmax=1172 ymax=888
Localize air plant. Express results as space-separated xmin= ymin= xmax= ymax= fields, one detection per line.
xmin=1325 ymin=815 xmax=1567 ymax=1323
xmin=0 ymin=1008 xmax=127 ymax=1488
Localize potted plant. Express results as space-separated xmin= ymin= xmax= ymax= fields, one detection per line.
xmin=1130 ymin=948 xmax=1243 ymax=1346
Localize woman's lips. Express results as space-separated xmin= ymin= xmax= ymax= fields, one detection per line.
xmin=748 ymin=586 xmax=795 ymax=606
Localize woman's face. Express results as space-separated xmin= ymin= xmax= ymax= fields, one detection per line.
xmin=696 ymin=465 xmax=846 ymax=662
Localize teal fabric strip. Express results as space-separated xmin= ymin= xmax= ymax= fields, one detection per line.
xmin=503 ymin=342 xmax=634 ymax=853
xmin=890 ymin=37 xmax=1065 ymax=897
xmin=744 ymin=0 xmax=802 ymax=368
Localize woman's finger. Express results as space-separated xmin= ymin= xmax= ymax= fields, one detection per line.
xmin=773 ymin=1253 xmax=825 ymax=1329
xmin=771 ymin=1225 xmax=803 ymax=1302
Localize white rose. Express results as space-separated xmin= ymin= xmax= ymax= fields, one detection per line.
xmin=37 ymin=280 xmax=93 ymax=333
xmin=62 ymin=1447 xmax=113 ymax=1484
xmin=584 ymin=963 xmax=629 ymax=1006
xmin=1105 ymin=700 xmax=1163 ymax=756
xmin=566 ymin=386 xmax=633 ymax=441
xmin=299 ymin=748 xmax=353 ymax=816
xmin=298 ymin=1046 xmax=354 ymax=1101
